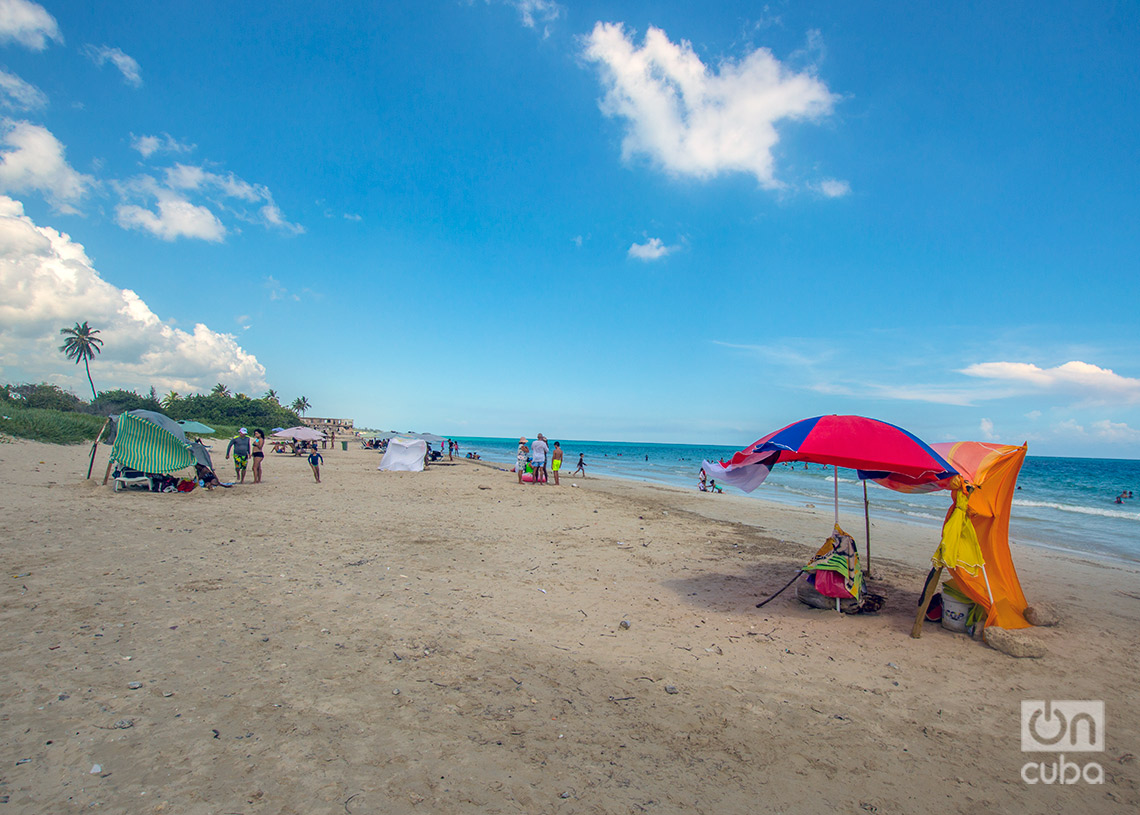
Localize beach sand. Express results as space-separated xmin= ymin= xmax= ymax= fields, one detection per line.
xmin=1 ymin=439 xmax=1137 ymax=813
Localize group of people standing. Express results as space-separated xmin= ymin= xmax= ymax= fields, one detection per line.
xmin=516 ymin=434 xmax=585 ymax=485
xmin=225 ymin=427 xmax=323 ymax=484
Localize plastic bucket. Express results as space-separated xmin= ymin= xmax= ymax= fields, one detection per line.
xmin=941 ymin=593 xmax=973 ymax=633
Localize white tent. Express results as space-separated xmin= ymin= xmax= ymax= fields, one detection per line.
xmin=378 ymin=437 xmax=427 ymax=472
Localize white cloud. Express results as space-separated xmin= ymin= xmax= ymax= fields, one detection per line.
xmin=0 ymin=119 xmax=93 ymax=213
xmin=1025 ymin=410 xmax=1042 ymax=420
xmin=114 ymin=163 xmax=302 ymax=240
xmin=979 ymin=418 xmax=995 ymax=440
xmin=507 ymin=0 xmax=562 ymax=30
xmin=583 ymin=22 xmax=837 ymax=186
xmin=816 ymin=178 xmax=850 ymax=198
xmin=343 ymin=212 xmax=362 ymax=222
xmin=1090 ymin=419 xmax=1140 ymax=443
xmin=0 ymin=69 xmax=46 ymax=110
xmin=0 ymin=195 xmax=267 ymax=394
xmin=628 ymin=236 xmax=675 ymax=260
xmin=83 ymin=45 xmax=142 ymax=88
xmin=130 ymin=133 xmax=195 ymax=159
xmin=0 ymin=0 xmax=61 ymax=51
xmin=961 ymin=360 xmax=1140 ymax=403
xmin=116 ymin=189 xmax=226 ymax=242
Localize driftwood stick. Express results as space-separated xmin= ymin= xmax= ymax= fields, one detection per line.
xmin=756 ymin=570 xmax=803 ymax=609
xmin=911 ymin=565 xmax=944 ymax=638
xmin=102 ymin=459 xmax=114 ymax=486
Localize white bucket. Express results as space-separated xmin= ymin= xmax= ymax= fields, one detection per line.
xmin=941 ymin=593 xmax=973 ymax=633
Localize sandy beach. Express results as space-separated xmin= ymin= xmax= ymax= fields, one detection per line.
xmin=1 ymin=438 xmax=1137 ymax=814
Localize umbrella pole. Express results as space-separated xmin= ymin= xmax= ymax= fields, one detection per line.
xmin=833 ymin=464 xmax=839 ymax=526
xmin=863 ymin=480 xmax=872 ymax=578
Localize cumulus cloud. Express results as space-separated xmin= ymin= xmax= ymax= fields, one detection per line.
xmin=0 ymin=0 xmax=60 ymax=51
xmin=130 ymin=133 xmax=194 ymax=159
xmin=0 ymin=195 xmax=267 ymax=394
xmin=0 ymin=119 xmax=93 ymax=213
xmin=114 ymin=163 xmax=302 ymax=240
xmin=583 ymin=22 xmax=836 ymax=186
xmin=961 ymin=360 xmax=1140 ymax=403
xmin=83 ymin=44 xmax=142 ymax=88
xmin=0 ymin=69 xmax=46 ymax=110
xmin=116 ymin=189 xmax=226 ymax=242
xmin=628 ymin=236 xmax=675 ymax=261
xmin=979 ymin=418 xmax=996 ymax=440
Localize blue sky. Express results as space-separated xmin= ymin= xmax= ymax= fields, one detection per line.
xmin=0 ymin=0 xmax=1138 ymax=457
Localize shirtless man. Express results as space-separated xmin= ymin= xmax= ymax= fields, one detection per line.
xmin=551 ymin=441 xmax=563 ymax=485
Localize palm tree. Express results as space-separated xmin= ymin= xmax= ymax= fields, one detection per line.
xmin=264 ymin=389 xmax=279 ymax=403
xmin=162 ymin=390 xmax=179 ymax=409
xmin=59 ymin=321 xmax=103 ymax=400
xmin=211 ymin=383 xmax=230 ymax=397
xmin=292 ymin=396 xmax=310 ymax=416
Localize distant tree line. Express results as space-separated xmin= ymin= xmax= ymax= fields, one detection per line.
xmin=1 ymin=382 xmax=303 ymax=429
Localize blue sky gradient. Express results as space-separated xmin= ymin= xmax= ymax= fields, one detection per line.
xmin=0 ymin=1 xmax=1137 ymax=456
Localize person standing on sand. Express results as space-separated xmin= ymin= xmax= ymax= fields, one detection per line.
xmin=571 ymin=453 xmax=585 ymax=477
xmin=308 ymin=448 xmax=324 ymax=483
xmin=551 ymin=441 xmax=563 ymax=485
xmin=531 ymin=433 xmax=549 ymax=485
xmin=251 ymin=429 xmax=265 ymax=484
xmin=226 ymin=428 xmax=252 ymax=483
xmin=516 ymin=437 xmax=529 ymax=484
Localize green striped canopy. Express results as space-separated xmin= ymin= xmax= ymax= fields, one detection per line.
xmin=111 ymin=412 xmax=196 ymax=474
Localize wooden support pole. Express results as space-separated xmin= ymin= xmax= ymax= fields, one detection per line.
xmin=911 ymin=565 xmax=944 ymax=638
xmin=87 ymin=418 xmax=110 ymax=480
xmin=102 ymin=459 xmax=114 ymax=486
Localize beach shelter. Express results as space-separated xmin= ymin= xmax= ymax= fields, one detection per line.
xmin=109 ymin=411 xmax=196 ymax=474
xmin=875 ymin=442 xmax=1031 ymax=630
xmin=272 ymin=426 xmax=324 ymax=442
xmin=178 ymin=420 xmax=215 ymax=434
xmin=378 ymin=437 xmax=427 ymax=472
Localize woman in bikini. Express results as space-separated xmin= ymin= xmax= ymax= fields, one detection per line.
xmin=252 ymin=429 xmax=266 ymax=483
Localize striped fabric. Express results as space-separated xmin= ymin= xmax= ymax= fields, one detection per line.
xmin=111 ymin=412 xmax=195 ymax=474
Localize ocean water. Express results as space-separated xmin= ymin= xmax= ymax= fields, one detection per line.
xmin=453 ymin=436 xmax=1140 ymax=563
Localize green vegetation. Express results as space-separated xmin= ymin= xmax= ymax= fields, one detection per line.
xmin=1 ymin=381 xmax=305 ymax=444
xmin=0 ymin=402 xmax=111 ymax=444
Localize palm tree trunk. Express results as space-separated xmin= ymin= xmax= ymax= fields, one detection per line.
xmin=84 ymin=357 xmax=96 ymax=400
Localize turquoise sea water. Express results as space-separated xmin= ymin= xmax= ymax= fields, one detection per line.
xmin=453 ymin=436 xmax=1140 ymax=563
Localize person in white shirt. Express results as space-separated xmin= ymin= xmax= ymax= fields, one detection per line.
xmin=530 ymin=433 xmax=549 ymax=485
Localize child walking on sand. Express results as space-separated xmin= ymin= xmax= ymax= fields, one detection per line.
xmin=308 ymin=449 xmax=324 ymax=483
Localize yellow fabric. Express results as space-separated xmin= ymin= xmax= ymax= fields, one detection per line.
xmin=938 ymin=443 xmax=1031 ymax=630
xmin=934 ymin=484 xmax=985 ymax=576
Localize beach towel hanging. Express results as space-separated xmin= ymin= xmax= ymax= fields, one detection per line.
xmin=802 ymin=525 xmax=863 ymax=600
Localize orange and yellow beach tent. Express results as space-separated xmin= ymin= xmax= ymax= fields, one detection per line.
xmin=876 ymin=441 xmax=1031 ymax=629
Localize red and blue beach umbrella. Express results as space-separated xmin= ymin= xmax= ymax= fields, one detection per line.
xmin=718 ymin=414 xmax=956 ymax=485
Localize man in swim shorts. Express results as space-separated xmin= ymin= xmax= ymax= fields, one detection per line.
xmin=551 ymin=441 xmax=563 ymax=486
xmin=226 ymin=427 xmax=252 ymax=484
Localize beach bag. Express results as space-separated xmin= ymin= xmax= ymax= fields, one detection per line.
xmin=812 ymin=569 xmax=853 ymax=599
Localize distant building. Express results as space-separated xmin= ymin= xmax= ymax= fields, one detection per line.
xmin=300 ymin=416 xmax=354 ymax=435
